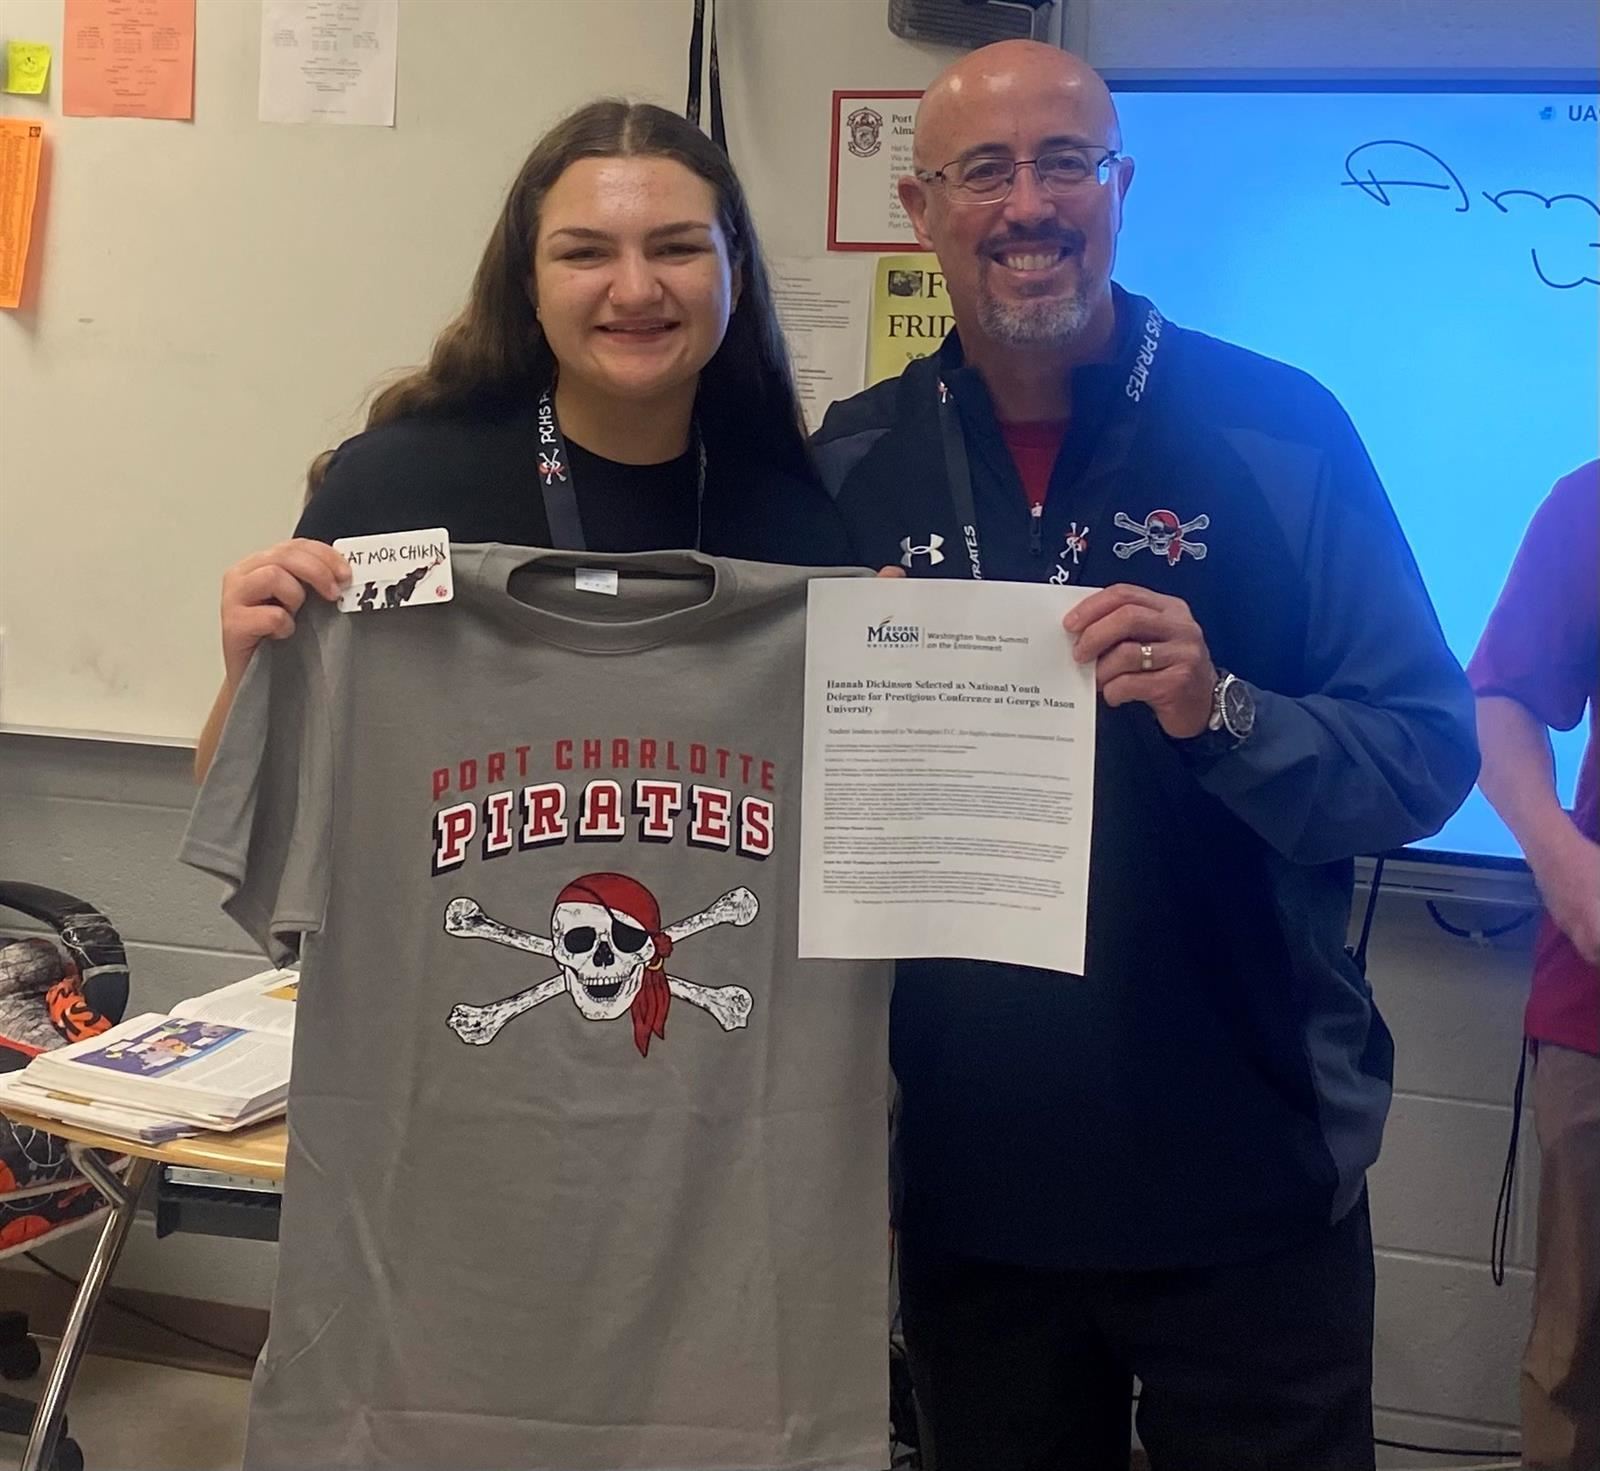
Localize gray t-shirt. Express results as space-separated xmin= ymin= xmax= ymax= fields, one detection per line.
xmin=182 ymin=547 xmax=891 ymax=1471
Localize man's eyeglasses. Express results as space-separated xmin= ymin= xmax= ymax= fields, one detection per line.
xmin=917 ymin=147 xmax=1122 ymax=203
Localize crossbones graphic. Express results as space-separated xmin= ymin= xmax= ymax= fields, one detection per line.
xmin=1112 ymin=509 xmax=1209 ymax=564
xmin=538 ymin=450 xmax=567 ymax=486
xmin=443 ymin=873 xmax=757 ymax=1057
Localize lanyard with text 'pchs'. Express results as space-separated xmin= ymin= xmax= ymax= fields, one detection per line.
xmin=535 ymin=388 xmax=707 ymax=552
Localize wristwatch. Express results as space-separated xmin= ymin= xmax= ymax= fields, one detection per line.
xmin=1182 ymin=669 xmax=1255 ymax=757
xmin=1208 ymin=670 xmax=1255 ymax=746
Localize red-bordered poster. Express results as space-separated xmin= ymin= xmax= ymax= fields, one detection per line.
xmin=828 ymin=90 xmax=927 ymax=252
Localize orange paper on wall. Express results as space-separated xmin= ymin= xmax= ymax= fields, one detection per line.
xmin=0 ymin=119 xmax=44 ymax=309
xmin=64 ymin=0 xmax=195 ymax=121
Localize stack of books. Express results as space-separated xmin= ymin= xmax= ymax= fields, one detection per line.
xmin=0 ymin=969 xmax=297 ymax=1143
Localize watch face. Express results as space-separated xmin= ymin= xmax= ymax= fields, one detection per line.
xmin=1223 ymin=677 xmax=1256 ymax=739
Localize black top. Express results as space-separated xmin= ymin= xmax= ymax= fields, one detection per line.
xmin=557 ymin=439 xmax=699 ymax=553
xmin=813 ymin=287 xmax=1479 ymax=1272
xmin=296 ymin=397 xmax=857 ymax=568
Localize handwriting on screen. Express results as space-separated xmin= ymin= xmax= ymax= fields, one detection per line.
xmin=1342 ymin=140 xmax=1599 ymax=290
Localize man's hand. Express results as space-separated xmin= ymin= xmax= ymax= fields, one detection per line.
xmin=1532 ymin=830 xmax=1600 ymax=967
xmin=876 ymin=566 xmax=907 ymax=579
xmin=1064 ymin=584 xmax=1217 ymax=739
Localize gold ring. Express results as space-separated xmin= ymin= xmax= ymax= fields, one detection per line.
xmin=1140 ymin=643 xmax=1154 ymax=672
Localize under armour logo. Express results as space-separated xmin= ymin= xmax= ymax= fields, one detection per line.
xmin=900 ymin=535 xmax=946 ymax=567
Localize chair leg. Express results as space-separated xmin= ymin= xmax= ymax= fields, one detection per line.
xmin=21 ymin=1152 xmax=154 ymax=1471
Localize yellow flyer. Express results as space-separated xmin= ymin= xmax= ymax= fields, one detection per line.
xmin=867 ymin=254 xmax=953 ymax=387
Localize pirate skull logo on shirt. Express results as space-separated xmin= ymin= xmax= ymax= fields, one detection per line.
xmin=1112 ymin=509 xmax=1210 ymax=565
xmin=443 ymin=873 xmax=757 ymax=1057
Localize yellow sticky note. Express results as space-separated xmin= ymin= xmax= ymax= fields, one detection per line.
xmin=4 ymin=42 xmax=52 ymax=96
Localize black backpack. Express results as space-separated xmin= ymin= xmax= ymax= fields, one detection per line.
xmin=0 ymin=883 xmax=129 ymax=1070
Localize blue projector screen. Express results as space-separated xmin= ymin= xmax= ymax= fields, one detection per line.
xmin=1110 ymin=82 xmax=1598 ymax=865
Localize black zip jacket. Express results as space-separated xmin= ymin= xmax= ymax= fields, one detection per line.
xmin=812 ymin=287 xmax=1478 ymax=1269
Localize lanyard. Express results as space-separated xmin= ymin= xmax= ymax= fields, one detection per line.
xmin=684 ymin=0 xmax=726 ymax=149
xmin=535 ymin=388 xmax=707 ymax=553
xmin=936 ymin=300 xmax=1167 ymax=583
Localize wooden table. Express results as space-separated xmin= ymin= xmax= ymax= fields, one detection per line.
xmin=0 ymin=1108 xmax=288 ymax=1471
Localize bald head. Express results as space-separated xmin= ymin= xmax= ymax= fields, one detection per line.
xmin=914 ymin=42 xmax=1121 ymax=171
xmin=896 ymin=40 xmax=1132 ymax=372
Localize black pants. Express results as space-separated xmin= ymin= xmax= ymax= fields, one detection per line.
xmin=898 ymin=1196 xmax=1376 ymax=1471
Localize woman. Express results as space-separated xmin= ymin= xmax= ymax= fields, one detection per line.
xmin=196 ymin=98 xmax=853 ymax=778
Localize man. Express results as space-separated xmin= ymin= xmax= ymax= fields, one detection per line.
xmin=813 ymin=41 xmax=1479 ymax=1471
xmin=1469 ymin=461 xmax=1599 ymax=1471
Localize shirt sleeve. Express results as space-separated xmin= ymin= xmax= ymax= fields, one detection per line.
xmin=179 ymin=619 xmax=335 ymax=964
xmin=1192 ymin=398 xmax=1481 ymax=864
xmin=1466 ymin=465 xmax=1599 ymax=734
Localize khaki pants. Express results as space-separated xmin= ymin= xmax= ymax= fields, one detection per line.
xmin=1524 ymin=1042 xmax=1600 ymax=1471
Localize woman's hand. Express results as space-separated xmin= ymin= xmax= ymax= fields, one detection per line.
xmin=220 ymin=539 xmax=350 ymax=688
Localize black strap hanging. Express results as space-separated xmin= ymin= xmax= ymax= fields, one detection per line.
xmin=685 ymin=0 xmax=726 ymax=150
xmin=1491 ymin=1040 xmax=1530 ymax=1288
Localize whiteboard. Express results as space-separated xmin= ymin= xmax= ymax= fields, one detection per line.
xmin=1111 ymin=81 xmax=1597 ymax=860
xmin=0 ymin=0 xmax=944 ymax=743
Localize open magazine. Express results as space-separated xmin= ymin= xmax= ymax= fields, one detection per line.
xmin=0 ymin=968 xmax=296 ymax=1143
